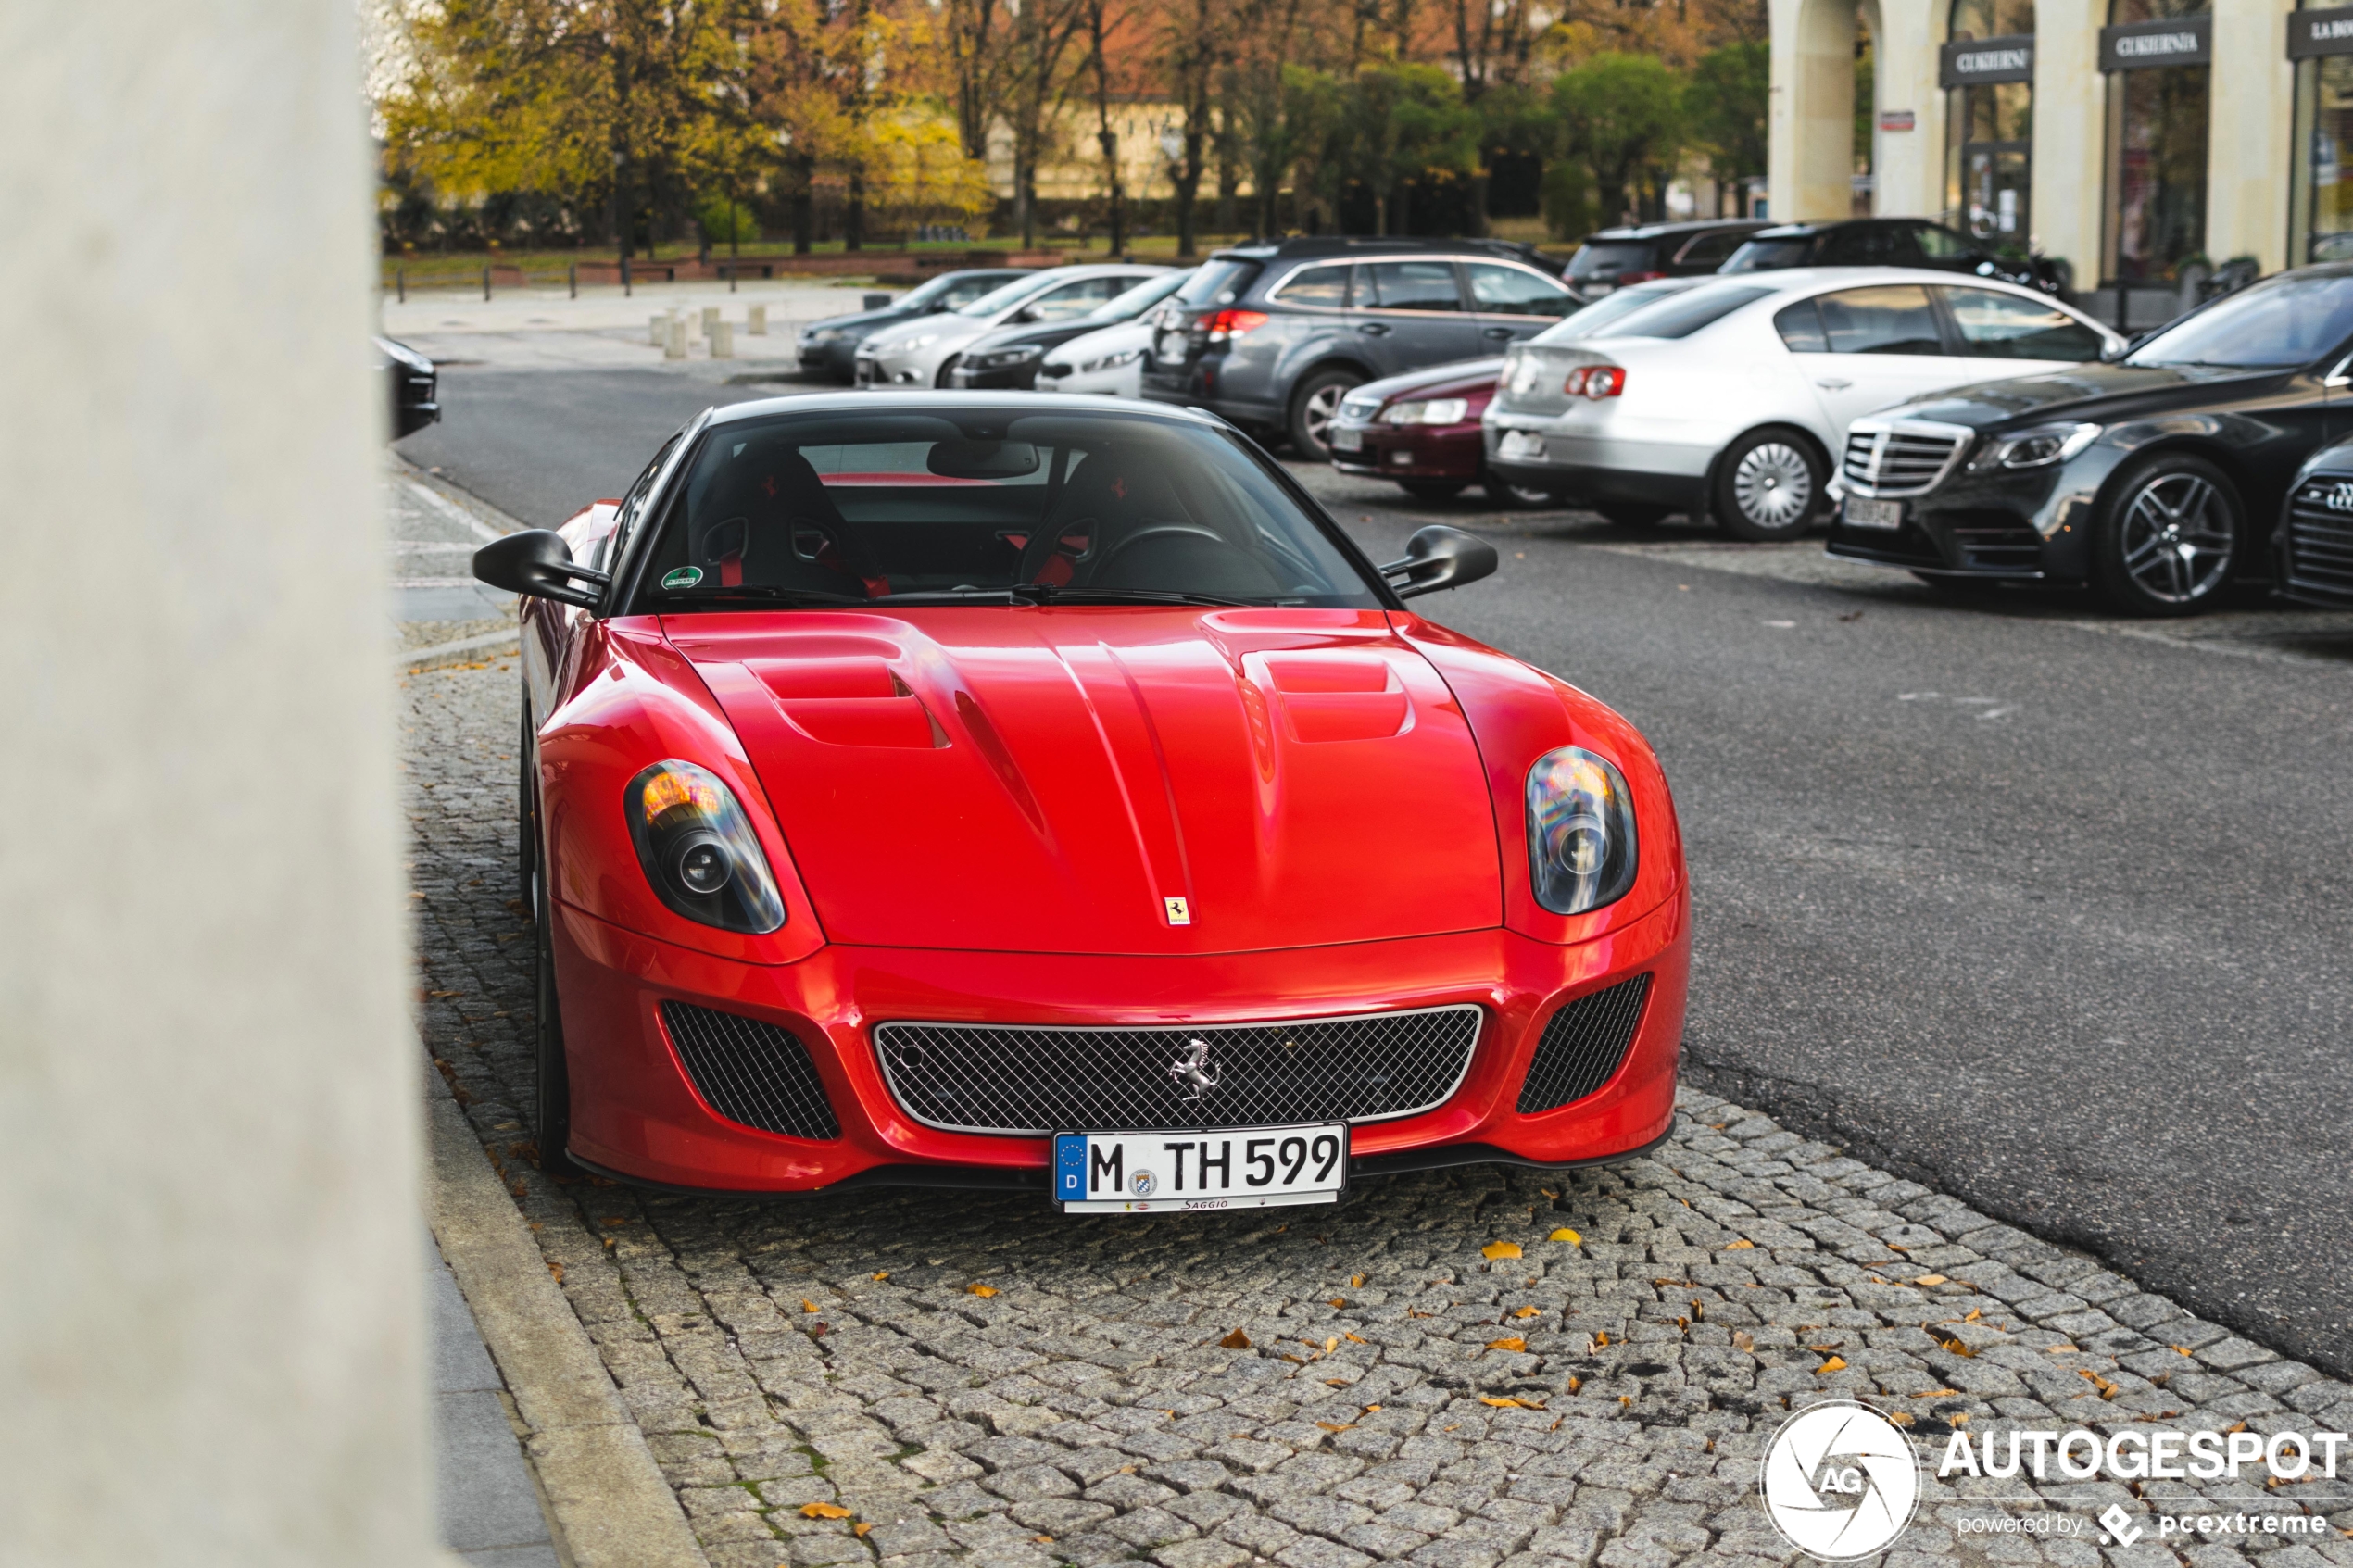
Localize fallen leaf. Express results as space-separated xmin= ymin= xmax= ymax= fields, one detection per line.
xmin=1514 ymin=1306 xmax=1542 ymax=1319
xmin=1329 ymin=1298 xmax=1347 ymax=1309
xmin=602 ymin=1216 xmax=628 ymax=1227
xmin=1324 ymin=1336 xmax=1340 ymax=1352
xmin=1818 ymin=1356 xmax=1847 ymax=1373
xmin=2225 ymin=1421 xmax=2246 ymax=1435
xmin=801 ymin=1502 xmax=851 ymax=1519
xmin=1033 ymin=1536 xmax=1054 ymax=1545
xmin=1480 ymin=1396 xmax=1543 ymax=1409
xmin=547 ymin=1262 xmax=563 ymax=1284
xmin=1363 ymin=1403 xmax=1381 ymax=1412
xmin=1541 ymin=1188 xmax=1558 ymax=1198
xmin=1732 ymin=1331 xmax=1755 ymax=1351
xmin=2080 ymin=1369 xmax=2120 ymax=1399
xmin=1350 ymin=1273 xmax=1365 ymax=1288
xmin=872 ymin=1271 xmax=889 ymax=1281
xmin=2172 ymin=1346 xmax=2195 ymax=1357
xmin=1277 ymin=1353 xmax=1305 ymax=1364
xmin=1549 ymin=1227 xmax=1582 ymax=1245
xmin=967 ymin=1284 xmax=999 ymax=1298
xmin=428 ymin=989 xmax=460 ymax=998
xmin=801 ymin=1299 xmax=820 ymax=1313
xmin=1566 ymin=1376 xmax=1582 ymax=1393
xmin=2045 ymin=1344 xmax=2081 ymax=1354
xmin=1933 ymin=1334 xmax=1975 ymax=1358
xmin=854 ymin=1524 xmax=874 ymax=1537
xmin=1915 ymin=1388 xmax=1960 ymax=1398
xmin=1950 ymin=1412 xmax=1970 ymax=1425
xmin=1487 ymin=1337 xmax=1528 ymax=1352
xmin=1724 ymin=1239 xmax=1755 ymax=1250
xmin=1965 ymin=1309 xmax=1982 ymax=1322
xmin=1342 ymin=1332 xmax=1365 ymax=1344
xmin=1325 ymin=1378 xmax=1349 ymax=1386
xmin=1618 ymin=1395 xmax=1632 ymax=1407
xmin=1594 ymin=1331 xmax=1610 ymax=1348
xmin=1220 ymin=1328 xmax=1252 ymax=1349
xmin=1807 ymin=1344 xmax=1842 ymax=1353
xmin=1318 ymin=1422 xmax=1355 ymax=1432
xmin=1482 ymin=1241 xmax=1522 ymax=1260
xmin=603 ymin=1237 xmax=617 ymax=1249
xmin=1915 ymin=1274 xmax=1948 ymax=1286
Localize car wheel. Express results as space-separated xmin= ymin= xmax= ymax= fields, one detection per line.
xmin=1289 ymin=369 xmax=1364 ymax=462
xmin=1398 ymin=479 xmax=1466 ymax=501
xmin=518 ymin=690 xmax=536 ymax=909
xmin=1598 ymin=503 xmax=1670 ymax=528
xmin=1712 ymin=428 xmax=1825 ymax=541
xmin=1484 ymin=476 xmax=1555 ymax=508
xmin=524 ymin=755 xmax=581 ymax=1176
xmin=2092 ymin=454 xmax=2241 ymax=616
xmin=933 ymin=356 xmax=961 ymax=389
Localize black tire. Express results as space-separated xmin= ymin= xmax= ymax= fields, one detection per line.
xmin=518 ymin=690 xmax=536 ymax=909
xmin=2091 ymin=452 xmax=2241 ymax=616
xmin=522 ymin=726 xmax=581 ymax=1175
xmin=1483 ymin=475 xmax=1555 ymax=508
xmin=933 ymin=355 xmax=961 ymax=389
xmin=1398 ymin=479 xmax=1466 ymax=501
xmin=1598 ymin=503 xmax=1670 ymax=527
xmin=1712 ymin=427 xmax=1827 ymax=541
xmin=1288 ymin=368 xmax=1365 ymax=462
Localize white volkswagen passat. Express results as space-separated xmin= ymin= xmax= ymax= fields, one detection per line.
xmin=855 ymin=264 xmax=1170 ymax=389
xmin=1481 ymin=268 xmax=2124 ymax=538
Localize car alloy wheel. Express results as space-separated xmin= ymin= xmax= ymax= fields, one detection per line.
xmin=2117 ymin=470 xmax=2235 ymax=607
xmin=1289 ymin=369 xmax=1364 ymax=462
xmin=1732 ymin=442 xmax=1813 ymax=530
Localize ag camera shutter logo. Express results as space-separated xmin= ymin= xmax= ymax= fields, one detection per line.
xmin=1761 ymin=1401 xmax=1923 ymax=1559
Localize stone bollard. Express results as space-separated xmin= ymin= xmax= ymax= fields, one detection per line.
xmin=665 ymin=317 xmax=688 ymax=359
xmin=701 ymin=306 xmax=720 ymax=340
xmin=748 ymin=304 xmax=767 ymax=336
xmin=711 ymin=321 xmax=734 ymax=359
xmin=649 ymin=314 xmax=666 ymax=347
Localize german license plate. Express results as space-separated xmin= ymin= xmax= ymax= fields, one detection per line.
xmin=1052 ymin=1123 xmax=1348 ymax=1213
xmin=1498 ymin=430 xmax=1543 ymax=461
xmin=1843 ymin=495 xmax=1904 ymax=530
xmin=1331 ymin=427 xmax=1363 ymax=452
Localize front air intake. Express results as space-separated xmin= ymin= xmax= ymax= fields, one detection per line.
xmin=660 ymin=1002 xmax=841 ymax=1140
xmin=1516 ymin=975 xmax=1651 ymax=1114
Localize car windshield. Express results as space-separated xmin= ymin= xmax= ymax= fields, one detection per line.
xmin=1583 ymin=282 xmax=1777 ymax=339
xmin=1721 ymin=236 xmax=1816 ymax=272
xmin=1174 ymin=258 xmax=1262 ymax=307
xmin=1529 ymin=279 xmax=1705 ymax=342
xmin=956 ymin=274 xmax=1060 ymax=317
xmin=1091 ymin=270 xmax=1189 ymax=321
xmin=2124 ymin=273 xmax=2353 ymax=369
xmin=642 ymin=408 xmax=1381 ymax=609
xmin=893 ymin=272 xmax=967 ymax=309
xmin=1567 ymin=242 xmax=1658 ymax=279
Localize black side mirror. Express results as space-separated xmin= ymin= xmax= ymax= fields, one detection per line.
xmin=1008 ymin=307 xmax=1039 ymax=324
xmin=472 ymin=529 xmax=610 ymax=609
xmin=1378 ymin=525 xmax=1499 ymax=599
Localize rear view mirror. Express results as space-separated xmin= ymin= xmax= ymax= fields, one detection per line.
xmin=927 ymin=439 xmax=1040 ymax=480
xmin=1379 ymin=525 xmax=1499 ymax=598
xmin=472 ymin=529 xmax=609 ymax=609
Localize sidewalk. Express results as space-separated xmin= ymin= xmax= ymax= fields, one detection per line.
xmin=432 ymin=1231 xmax=563 ymax=1565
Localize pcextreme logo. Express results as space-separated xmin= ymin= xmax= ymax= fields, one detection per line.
xmin=1760 ymin=1401 xmax=1923 ymax=1560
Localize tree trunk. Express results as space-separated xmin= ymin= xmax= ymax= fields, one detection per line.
xmin=1469 ymin=168 xmax=1490 ymax=236
xmin=846 ymin=168 xmax=864 ymax=251
xmin=790 ymin=155 xmax=814 ymax=255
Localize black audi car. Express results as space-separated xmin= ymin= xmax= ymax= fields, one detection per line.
xmin=378 ymin=335 xmax=439 ymax=440
xmin=1826 ymin=265 xmax=2353 ymax=615
xmin=2277 ymin=437 xmax=2353 ymax=608
xmin=948 ymin=269 xmax=1192 ymax=390
xmin=792 ymin=268 xmax=1027 ymax=383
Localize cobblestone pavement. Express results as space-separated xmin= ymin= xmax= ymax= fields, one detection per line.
xmin=406 ymin=656 xmax=2353 ymax=1568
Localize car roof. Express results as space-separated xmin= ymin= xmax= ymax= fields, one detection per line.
xmin=1581 ymin=220 xmax=1771 ymax=241
xmin=1211 ymin=237 xmax=1549 ymax=263
xmin=705 ymin=390 xmax=1226 ymax=430
xmin=1742 ymin=219 xmax=1939 ymax=239
xmin=1697 ymin=265 xmax=2093 ymax=299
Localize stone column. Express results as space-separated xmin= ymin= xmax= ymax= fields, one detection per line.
xmin=0 ymin=2 xmax=430 ymax=1564
xmin=2206 ymin=0 xmax=2295 ymax=270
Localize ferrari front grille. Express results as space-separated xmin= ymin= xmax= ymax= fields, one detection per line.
xmin=1516 ymin=975 xmax=1652 ymax=1114
xmin=661 ymin=1002 xmax=841 ymax=1141
xmin=873 ymin=1005 xmax=1483 ymax=1136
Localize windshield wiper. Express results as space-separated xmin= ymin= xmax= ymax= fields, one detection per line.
xmin=657 ymin=586 xmax=870 ymax=606
xmin=1004 ymin=584 xmax=1248 ymax=608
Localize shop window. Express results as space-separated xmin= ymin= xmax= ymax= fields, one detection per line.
xmin=2292 ymin=2 xmax=2353 ymax=262
xmin=2102 ymin=0 xmax=2210 ymax=285
xmin=1943 ymin=0 xmax=2034 ymax=247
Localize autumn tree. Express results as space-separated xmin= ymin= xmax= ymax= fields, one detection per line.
xmin=1553 ymin=51 xmax=1685 ymax=226
xmin=1685 ymin=41 xmax=1768 ymax=209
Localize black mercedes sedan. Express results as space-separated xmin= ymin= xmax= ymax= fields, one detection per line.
xmin=791 ymin=268 xmax=1027 ymax=383
xmin=1826 ymin=265 xmax=2353 ymax=615
xmin=2276 ymin=436 xmax=2353 ymax=608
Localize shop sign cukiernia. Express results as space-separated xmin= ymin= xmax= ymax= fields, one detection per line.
xmin=1939 ymin=34 xmax=2034 ymax=87
xmin=2099 ymin=14 xmax=2212 ymax=69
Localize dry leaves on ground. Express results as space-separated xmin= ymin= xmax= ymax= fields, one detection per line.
xmin=1219 ymin=1328 xmax=1252 ymax=1349
xmin=1482 ymin=1241 xmax=1522 ymax=1260
xmin=1549 ymin=1227 xmax=1582 ymax=1245
xmin=800 ymin=1502 xmax=851 ymax=1520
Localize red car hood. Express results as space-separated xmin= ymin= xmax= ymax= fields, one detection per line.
xmin=664 ymin=608 xmax=1502 ymax=955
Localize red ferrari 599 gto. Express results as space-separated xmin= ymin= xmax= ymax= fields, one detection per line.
xmin=473 ymin=395 xmax=1687 ymax=1208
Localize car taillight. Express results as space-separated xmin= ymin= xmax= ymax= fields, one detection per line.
xmin=1562 ymin=365 xmax=1627 ymax=399
xmin=1202 ymin=309 xmax=1268 ymax=342
xmin=1615 ymin=270 xmax=1667 ymax=284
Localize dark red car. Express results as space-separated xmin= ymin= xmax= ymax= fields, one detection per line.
xmin=473 ymin=395 xmax=1687 ymax=1202
xmin=1326 ymin=359 xmax=1551 ymax=506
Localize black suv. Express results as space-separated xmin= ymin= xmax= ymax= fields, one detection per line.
xmin=1563 ymin=220 xmax=1773 ymax=296
xmin=1724 ymin=219 xmax=2050 ymax=291
xmin=1139 ymin=237 xmax=1580 ymax=460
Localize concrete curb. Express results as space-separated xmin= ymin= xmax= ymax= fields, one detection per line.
xmin=406 ymin=628 xmax=523 ymax=672
xmin=422 ymin=1071 xmax=710 ymax=1568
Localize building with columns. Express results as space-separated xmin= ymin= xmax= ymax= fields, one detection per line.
xmin=1768 ymin=0 xmax=2353 ymax=320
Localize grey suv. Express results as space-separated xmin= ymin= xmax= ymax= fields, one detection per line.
xmin=1139 ymin=239 xmax=1579 ymax=460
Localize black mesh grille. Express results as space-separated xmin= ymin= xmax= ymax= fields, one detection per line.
xmin=661 ymin=1003 xmax=840 ymax=1140
xmin=874 ymin=1005 xmax=1482 ymax=1135
xmin=1516 ymin=975 xmax=1651 ymax=1114
xmin=2285 ymin=488 xmax=2353 ymax=601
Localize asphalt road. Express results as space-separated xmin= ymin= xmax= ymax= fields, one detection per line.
xmin=397 ymin=366 xmax=2353 ymax=1378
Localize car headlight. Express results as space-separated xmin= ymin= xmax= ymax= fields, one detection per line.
xmin=1526 ymin=747 xmax=1638 ymax=915
xmin=623 ymin=760 xmax=786 ymax=934
xmin=1081 ymin=346 xmax=1144 ymax=372
xmin=1381 ymin=397 xmax=1472 ymax=425
xmin=802 ymin=327 xmax=842 ymax=344
xmin=975 ymin=344 xmax=1044 ymax=369
xmin=1969 ymin=422 xmax=2101 ymax=470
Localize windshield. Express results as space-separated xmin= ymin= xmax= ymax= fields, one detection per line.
xmin=642 ymin=408 xmax=1380 ymax=609
xmin=1174 ymin=258 xmax=1262 ymax=307
xmin=1092 ymin=270 xmax=1190 ymax=321
xmin=956 ymin=273 xmax=1059 ymax=317
xmin=893 ymin=273 xmax=964 ymax=309
xmin=1722 ymin=236 xmax=1815 ymax=272
xmin=1530 ymin=279 xmax=1705 ymax=342
xmin=1583 ymin=282 xmax=1776 ymax=339
xmin=2124 ymin=272 xmax=2353 ymax=369
xmin=1567 ymin=242 xmax=1659 ymax=279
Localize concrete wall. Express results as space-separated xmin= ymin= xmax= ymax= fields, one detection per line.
xmin=2034 ymin=0 xmax=2108 ymax=287
xmin=0 ymin=1 xmax=429 ymax=1563
xmin=1774 ymin=0 xmax=1865 ymax=220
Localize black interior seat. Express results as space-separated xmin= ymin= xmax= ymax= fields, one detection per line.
xmin=690 ymin=442 xmax=882 ymax=596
